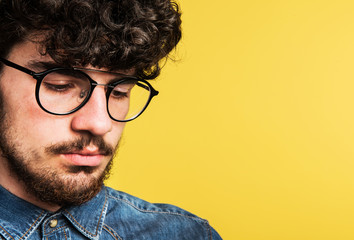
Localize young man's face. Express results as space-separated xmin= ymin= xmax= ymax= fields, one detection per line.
xmin=0 ymin=41 xmax=127 ymax=210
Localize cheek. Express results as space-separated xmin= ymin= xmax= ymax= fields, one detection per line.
xmin=4 ymin=91 xmax=71 ymax=145
xmin=12 ymin=109 xmax=67 ymax=146
xmin=1 ymin=73 xmax=38 ymax=120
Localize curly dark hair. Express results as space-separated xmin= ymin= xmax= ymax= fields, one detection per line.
xmin=0 ymin=0 xmax=182 ymax=79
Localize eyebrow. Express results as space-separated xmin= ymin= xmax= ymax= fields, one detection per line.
xmin=74 ymin=67 xmax=139 ymax=84
xmin=26 ymin=60 xmax=63 ymax=72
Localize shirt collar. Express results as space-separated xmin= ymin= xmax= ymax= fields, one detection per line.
xmin=0 ymin=185 xmax=108 ymax=240
xmin=62 ymin=186 xmax=109 ymax=239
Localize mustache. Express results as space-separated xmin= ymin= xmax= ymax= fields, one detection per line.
xmin=45 ymin=136 xmax=114 ymax=156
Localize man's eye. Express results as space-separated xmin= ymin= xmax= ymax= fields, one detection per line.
xmin=43 ymin=82 xmax=75 ymax=92
xmin=110 ymin=82 xmax=135 ymax=100
xmin=111 ymin=90 xmax=128 ymax=99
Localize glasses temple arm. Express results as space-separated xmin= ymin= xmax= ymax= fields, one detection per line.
xmin=0 ymin=57 xmax=35 ymax=76
xmin=136 ymin=82 xmax=159 ymax=97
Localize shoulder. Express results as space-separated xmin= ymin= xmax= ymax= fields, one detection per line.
xmin=105 ymin=186 xmax=202 ymax=218
xmin=102 ymin=186 xmax=222 ymax=240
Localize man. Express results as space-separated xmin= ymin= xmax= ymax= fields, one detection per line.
xmin=0 ymin=0 xmax=222 ymax=239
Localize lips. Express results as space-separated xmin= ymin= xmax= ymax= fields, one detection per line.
xmin=62 ymin=147 xmax=108 ymax=167
xmin=45 ymin=137 xmax=114 ymax=167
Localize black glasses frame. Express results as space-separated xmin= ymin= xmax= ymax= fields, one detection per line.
xmin=0 ymin=57 xmax=159 ymax=122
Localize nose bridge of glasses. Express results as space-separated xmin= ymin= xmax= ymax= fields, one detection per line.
xmin=90 ymin=82 xmax=115 ymax=89
xmin=92 ymin=83 xmax=108 ymax=86
xmin=89 ymin=82 xmax=113 ymax=94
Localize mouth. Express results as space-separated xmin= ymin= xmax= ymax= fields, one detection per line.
xmin=46 ymin=137 xmax=114 ymax=167
xmin=61 ymin=147 xmax=109 ymax=167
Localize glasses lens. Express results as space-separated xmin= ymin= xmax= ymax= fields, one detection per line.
xmin=108 ymin=79 xmax=151 ymax=121
xmin=38 ymin=69 xmax=91 ymax=114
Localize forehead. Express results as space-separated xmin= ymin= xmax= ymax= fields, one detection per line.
xmin=7 ymin=41 xmax=47 ymax=65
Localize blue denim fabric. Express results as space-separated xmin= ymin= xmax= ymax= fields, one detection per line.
xmin=0 ymin=185 xmax=222 ymax=240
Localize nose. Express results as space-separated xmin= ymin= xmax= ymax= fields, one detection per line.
xmin=70 ymin=86 xmax=112 ymax=136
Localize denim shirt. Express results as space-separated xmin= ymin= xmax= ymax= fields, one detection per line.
xmin=0 ymin=185 xmax=222 ymax=240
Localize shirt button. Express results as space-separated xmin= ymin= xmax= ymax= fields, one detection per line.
xmin=49 ymin=219 xmax=58 ymax=228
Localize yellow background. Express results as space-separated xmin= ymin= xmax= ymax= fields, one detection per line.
xmin=107 ymin=1 xmax=354 ymax=239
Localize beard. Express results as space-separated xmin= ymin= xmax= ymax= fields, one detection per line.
xmin=0 ymin=93 xmax=117 ymax=207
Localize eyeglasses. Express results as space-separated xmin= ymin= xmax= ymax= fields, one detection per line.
xmin=0 ymin=57 xmax=159 ymax=122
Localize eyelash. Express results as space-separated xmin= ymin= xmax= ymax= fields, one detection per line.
xmin=43 ymin=82 xmax=75 ymax=92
